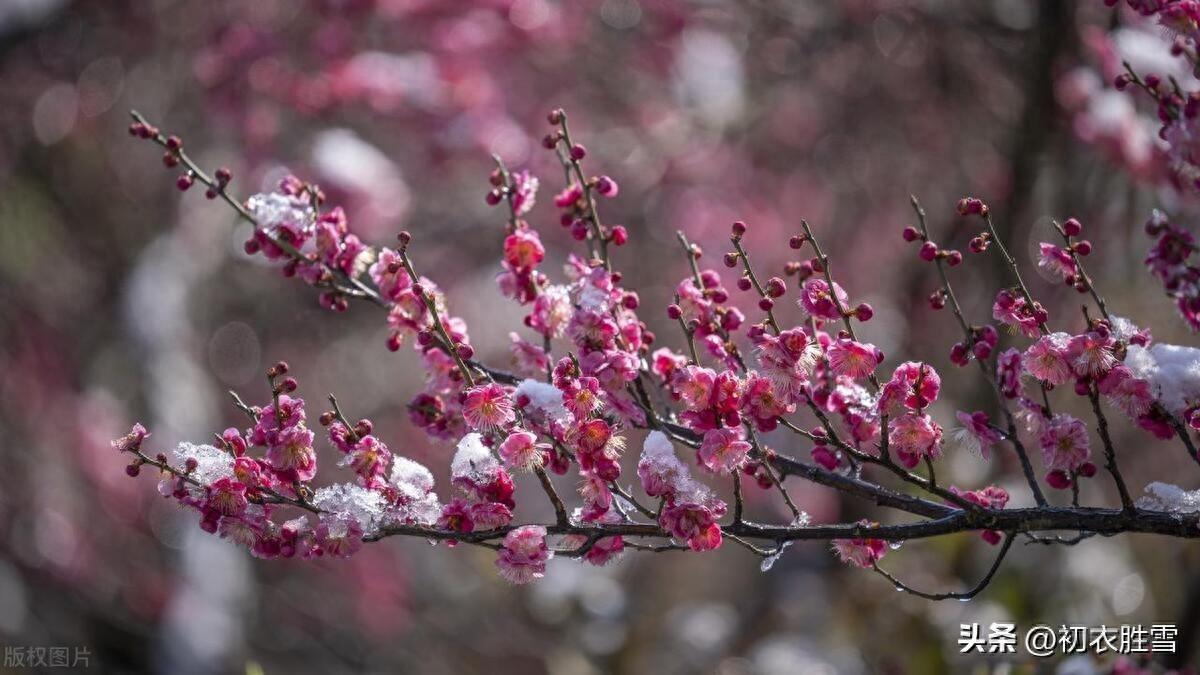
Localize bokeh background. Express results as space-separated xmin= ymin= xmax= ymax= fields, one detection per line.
xmin=1 ymin=1 xmax=1199 ymax=673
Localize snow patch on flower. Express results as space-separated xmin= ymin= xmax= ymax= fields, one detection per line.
xmin=312 ymin=483 xmax=387 ymax=535
xmin=1125 ymin=343 xmax=1200 ymax=414
xmin=389 ymin=456 xmax=441 ymax=525
xmin=173 ymin=442 xmax=235 ymax=484
xmin=515 ymin=378 xmax=570 ymax=423
xmin=451 ymin=432 xmax=500 ymax=483
xmin=246 ymin=192 xmax=314 ymax=237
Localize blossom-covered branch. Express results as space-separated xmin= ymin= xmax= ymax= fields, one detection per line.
xmin=114 ymin=100 xmax=1200 ymax=601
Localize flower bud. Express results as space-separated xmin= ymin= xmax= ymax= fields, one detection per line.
xmin=1062 ymin=218 xmax=1082 ymax=237
xmin=595 ymin=175 xmax=619 ymax=197
xmin=949 ymin=342 xmax=968 ymax=366
xmin=901 ymin=226 xmax=919 ymax=242
xmin=972 ymin=341 xmax=992 ymax=360
xmin=731 ymin=221 xmax=747 ymax=237
xmin=1045 ymin=470 xmax=1072 ymax=490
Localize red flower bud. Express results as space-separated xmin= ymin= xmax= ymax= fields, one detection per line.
xmin=919 ymin=241 xmax=938 ymax=261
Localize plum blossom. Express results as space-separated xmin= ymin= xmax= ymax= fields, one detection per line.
xmin=495 ymin=525 xmax=552 ymax=584
xmin=112 ymin=423 xmax=150 ymax=453
xmin=888 ymin=413 xmax=943 ymax=469
xmin=798 ymin=278 xmax=849 ymax=320
xmin=754 ymin=328 xmax=819 ymax=402
xmin=1037 ymin=242 xmax=1077 ymax=281
xmin=996 ymin=348 xmax=1024 ymax=400
xmin=948 ymin=486 xmax=1009 ymax=544
xmin=368 ymin=246 xmax=411 ymax=302
xmin=952 ymin=411 xmax=1003 ymax=460
xmin=992 ymin=289 xmax=1045 ymax=338
xmin=659 ymin=483 xmax=726 ymax=552
xmin=832 ymin=522 xmax=888 ymax=568
xmin=741 ymin=373 xmax=793 ymax=431
xmin=1039 ymin=414 xmax=1093 ymax=488
xmin=509 ymin=333 xmax=550 ymax=377
xmin=563 ymin=508 xmax=625 ymax=566
xmin=1066 ymin=331 xmax=1118 ymax=379
xmin=510 ymin=169 xmax=539 ymax=215
xmin=1024 ymin=332 xmax=1073 ymax=386
xmin=878 ymin=361 xmax=941 ymax=414
xmin=498 ymin=430 xmax=548 ymax=472
xmin=503 ymin=228 xmax=545 ymax=272
xmin=1098 ymin=366 xmax=1155 ymax=418
xmin=461 ymin=383 xmax=516 ymax=431
xmin=825 ymin=338 xmax=882 ymax=379
xmin=698 ymin=427 xmax=751 ymax=473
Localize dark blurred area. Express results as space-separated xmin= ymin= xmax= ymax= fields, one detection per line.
xmin=1 ymin=1 xmax=1198 ymax=673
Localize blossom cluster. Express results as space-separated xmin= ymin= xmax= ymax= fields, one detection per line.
xmin=115 ymin=105 xmax=1200 ymax=591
